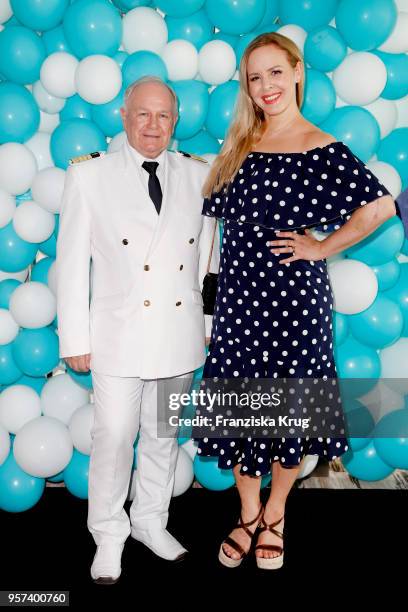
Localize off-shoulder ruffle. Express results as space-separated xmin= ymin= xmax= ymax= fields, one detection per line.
xmin=202 ymin=141 xmax=390 ymax=232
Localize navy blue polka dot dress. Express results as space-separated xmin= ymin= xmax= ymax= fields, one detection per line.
xmin=195 ymin=141 xmax=391 ymax=476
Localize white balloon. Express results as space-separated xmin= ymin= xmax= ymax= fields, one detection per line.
xmin=75 ymin=55 xmax=122 ymax=104
xmin=328 ymin=259 xmax=378 ymax=314
xmin=180 ymin=438 xmax=198 ymax=460
xmin=69 ymin=403 xmax=94 ymax=455
xmin=40 ymin=52 xmax=78 ymax=98
xmin=364 ymin=98 xmax=397 ymax=139
xmin=380 ymin=338 xmax=408 ymax=395
xmin=0 ymin=385 xmax=41 ymax=434
xmin=378 ymin=12 xmax=408 ymax=53
xmin=122 ymin=7 xmax=168 ymax=54
xmin=31 ymin=167 xmax=66 ymax=214
xmin=396 ymin=0 xmax=408 ymax=9
xmin=107 ymin=131 xmax=127 ymax=153
xmin=296 ymin=455 xmax=319 ymax=479
xmin=0 ymin=188 xmax=16 ymax=228
xmin=0 ymin=143 xmax=37 ymax=195
xmin=24 ymin=132 xmax=53 ymax=171
xmin=277 ymin=25 xmax=307 ymax=53
xmin=0 ymin=308 xmax=19 ymax=345
xmin=365 ymin=161 xmax=402 ymax=200
xmin=0 ymin=0 xmax=12 ymax=24
xmin=198 ymin=40 xmax=236 ymax=85
xmin=13 ymin=416 xmax=73 ymax=478
xmin=172 ymin=446 xmax=194 ymax=496
xmin=41 ymin=373 xmax=89 ymax=426
xmin=0 ymin=424 xmax=10 ymax=465
xmin=39 ymin=110 xmax=60 ymax=134
xmin=9 ymin=281 xmax=56 ymax=328
xmin=0 ymin=268 xmax=28 ymax=283
xmin=12 ymin=200 xmax=55 ymax=243
xmin=395 ymin=94 xmax=408 ymax=128
xmin=335 ymin=94 xmax=348 ymax=108
xmin=32 ymin=81 xmax=65 ymax=114
xmin=332 ymin=52 xmax=387 ymax=106
xmin=162 ymin=40 xmax=198 ymax=81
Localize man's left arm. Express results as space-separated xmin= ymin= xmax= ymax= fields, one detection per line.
xmin=198 ymin=214 xmax=220 ymax=340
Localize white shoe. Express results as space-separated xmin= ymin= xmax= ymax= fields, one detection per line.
xmin=131 ymin=526 xmax=188 ymax=562
xmin=90 ymin=543 xmax=124 ymax=584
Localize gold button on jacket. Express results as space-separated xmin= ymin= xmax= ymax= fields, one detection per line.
xmin=144 ymin=300 xmax=151 ymax=307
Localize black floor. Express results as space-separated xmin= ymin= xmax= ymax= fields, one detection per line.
xmin=1 ymin=486 xmax=407 ymax=605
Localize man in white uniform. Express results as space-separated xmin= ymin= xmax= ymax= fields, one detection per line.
xmin=56 ymin=76 xmax=219 ymax=584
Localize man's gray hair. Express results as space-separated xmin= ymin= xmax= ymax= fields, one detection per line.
xmin=123 ymin=76 xmax=178 ymax=116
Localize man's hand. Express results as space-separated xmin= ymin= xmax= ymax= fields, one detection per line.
xmin=65 ymin=354 xmax=91 ymax=372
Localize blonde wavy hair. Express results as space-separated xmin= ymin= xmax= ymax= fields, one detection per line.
xmin=202 ymin=32 xmax=305 ymax=198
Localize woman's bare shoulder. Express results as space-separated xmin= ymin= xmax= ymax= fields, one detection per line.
xmin=303 ymin=129 xmax=338 ymax=149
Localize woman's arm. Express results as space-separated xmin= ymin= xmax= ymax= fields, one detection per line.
xmin=269 ymin=195 xmax=397 ymax=263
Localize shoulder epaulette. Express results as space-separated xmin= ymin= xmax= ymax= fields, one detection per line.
xmin=174 ymin=150 xmax=208 ymax=163
xmin=69 ymin=151 xmax=106 ymax=165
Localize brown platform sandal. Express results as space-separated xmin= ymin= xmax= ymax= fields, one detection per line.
xmin=218 ymin=505 xmax=264 ymax=568
xmin=255 ymin=515 xmax=284 ymax=570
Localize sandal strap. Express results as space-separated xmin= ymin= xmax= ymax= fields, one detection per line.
xmin=258 ymin=515 xmax=284 ymax=538
xmin=237 ymin=505 xmax=264 ymax=538
xmin=223 ymin=536 xmax=246 ymax=559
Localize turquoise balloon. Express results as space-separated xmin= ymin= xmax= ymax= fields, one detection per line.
xmin=372 ymin=51 xmax=408 ymax=100
xmin=345 ymin=217 xmax=405 ymax=266
xmin=205 ymin=0 xmax=266 ymax=35
xmin=341 ymin=441 xmax=394 ymax=481
xmin=66 ymin=365 xmax=93 ymax=390
xmin=234 ymin=26 xmax=278 ymax=65
xmin=112 ymin=0 xmax=152 ymax=10
xmin=47 ymin=470 xmax=65 ymax=483
xmin=63 ymin=449 xmax=89 ymax=499
xmin=91 ymin=87 xmax=125 ymax=137
xmin=178 ymin=130 xmax=221 ymax=155
xmin=50 ymin=118 xmax=106 ymax=169
xmin=0 ymin=344 xmax=23 ymax=384
xmin=256 ymin=0 xmax=278 ymax=29
xmin=335 ymin=337 xmax=381 ymax=379
xmin=166 ymin=9 xmax=213 ymax=49
xmin=0 ymin=279 xmax=21 ymax=309
xmin=172 ymin=80 xmax=209 ymax=140
xmin=372 ymin=258 xmax=400 ymax=292
xmin=155 ymin=0 xmax=205 ymax=17
xmin=0 ymin=222 xmax=37 ymax=272
xmin=12 ymin=327 xmax=60 ymax=376
xmin=122 ymin=51 xmax=167 ymax=89
xmin=193 ymin=455 xmax=235 ymax=490
xmin=0 ymin=450 xmax=45 ymax=512
xmin=30 ymin=256 xmax=55 ymax=285
xmin=345 ymin=403 xmax=375 ymax=440
xmin=320 ymin=106 xmax=380 ymax=162
xmin=304 ymin=25 xmax=347 ymax=72
xmin=0 ymin=26 xmax=46 ymax=85
xmin=10 ymin=0 xmax=69 ymax=32
xmin=63 ymin=0 xmax=122 ymax=59
xmin=301 ymin=68 xmax=336 ymax=125
xmin=212 ymin=31 xmax=239 ymax=50
xmin=349 ymin=295 xmax=403 ymax=349
xmin=38 ymin=232 xmax=57 ymax=257
xmin=0 ymin=82 xmax=40 ymax=144
xmin=42 ymin=25 xmax=73 ymax=55
xmin=402 ymin=238 xmax=408 ymax=256
xmin=333 ymin=312 xmax=348 ymax=346
xmin=374 ymin=408 xmax=408 ymax=469
xmin=384 ymin=263 xmax=408 ymax=336
xmin=59 ymin=95 xmax=92 ymax=121
xmin=347 ymin=436 xmax=371 ymax=453
xmin=13 ymin=374 xmax=47 ymax=394
xmin=113 ymin=50 xmax=129 ymax=69
xmin=335 ymin=0 xmax=397 ymax=51
xmin=205 ymin=80 xmax=239 ymax=140
xmin=377 ymin=128 xmax=408 ymax=190
xmin=279 ymin=0 xmax=337 ymax=31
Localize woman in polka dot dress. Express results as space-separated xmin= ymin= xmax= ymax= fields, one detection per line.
xmin=194 ymin=32 xmax=396 ymax=570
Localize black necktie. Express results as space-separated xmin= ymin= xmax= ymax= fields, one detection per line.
xmin=142 ymin=161 xmax=162 ymax=215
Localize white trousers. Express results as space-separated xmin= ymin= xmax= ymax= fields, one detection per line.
xmin=88 ymin=369 xmax=194 ymax=546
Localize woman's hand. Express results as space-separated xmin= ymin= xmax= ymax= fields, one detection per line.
xmin=267 ymin=229 xmax=324 ymax=264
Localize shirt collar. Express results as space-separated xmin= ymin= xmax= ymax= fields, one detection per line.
xmin=126 ymin=139 xmax=167 ymax=169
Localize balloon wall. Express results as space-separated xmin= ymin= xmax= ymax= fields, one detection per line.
xmin=0 ymin=0 xmax=408 ymax=512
